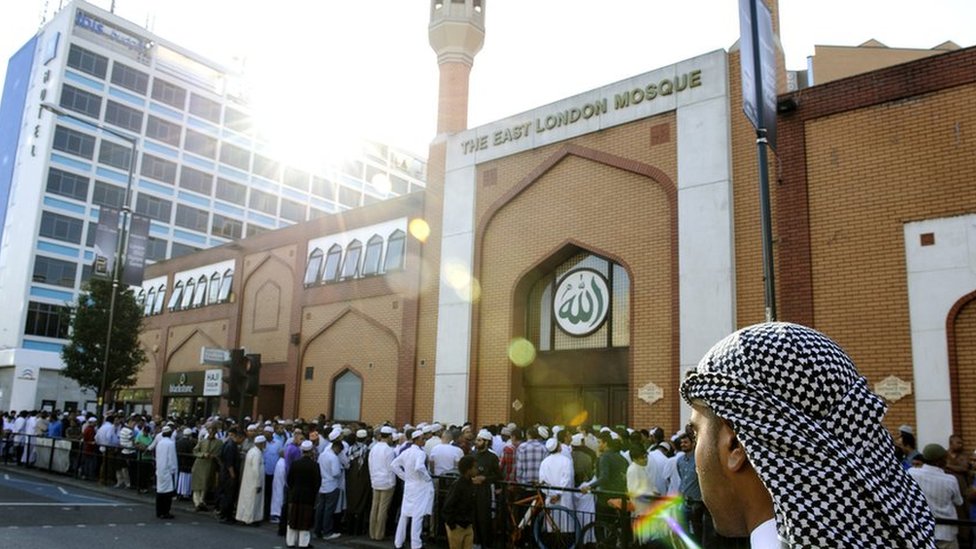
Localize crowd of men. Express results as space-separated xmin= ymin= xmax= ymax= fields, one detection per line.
xmin=0 ymin=405 xmax=737 ymax=547
xmin=1 ymin=406 xmax=975 ymax=548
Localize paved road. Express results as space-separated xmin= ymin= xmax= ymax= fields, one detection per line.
xmin=0 ymin=467 xmax=367 ymax=549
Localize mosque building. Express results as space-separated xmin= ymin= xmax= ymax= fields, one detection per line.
xmin=110 ymin=1 xmax=976 ymax=445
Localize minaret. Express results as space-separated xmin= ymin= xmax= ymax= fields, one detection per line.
xmin=428 ymin=0 xmax=485 ymax=136
xmin=405 ymin=1 xmax=484 ymax=425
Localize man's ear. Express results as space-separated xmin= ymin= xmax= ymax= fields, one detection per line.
xmin=719 ymin=421 xmax=750 ymax=473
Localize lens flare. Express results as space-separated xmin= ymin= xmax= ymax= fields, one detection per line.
xmin=568 ymin=410 xmax=589 ymax=427
xmin=443 ymin=262 xmax=481 ymax=303
xmin=408 ymin=218 xmax=430 ymax=242
xmin=508 ymin=338 xmax=536 ymax=367
xmin=631 ymin=494 xmax=701 ymax=548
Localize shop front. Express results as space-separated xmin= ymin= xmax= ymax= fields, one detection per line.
xmin=161 ymin=370 xmax=223 ymax=419
xmin=117 ymin=387 xmax=154 ymax=415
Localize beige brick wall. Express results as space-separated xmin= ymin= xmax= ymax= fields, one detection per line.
xmin=298 ymin=303 xmax=400 ymax=424
xmin=165 ymin=320 xmax=230 ymax=373
xmin=954 ymin=300 xmax=976 ymax=447
xmin=473 ymin=117 xmax=678 ymax=428
xmin=240 ymin=247 xmax=297 ymax=364
xmin=802 ymin=83 xmax=976 ymax=430
xmin=133 ymin=329 xmax=162 ymax=388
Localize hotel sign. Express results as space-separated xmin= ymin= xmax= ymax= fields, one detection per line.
xmin=553 ymin=268 xmax=610 ymax=337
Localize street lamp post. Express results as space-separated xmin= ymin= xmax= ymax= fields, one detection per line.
xmin=40 ymin=103 xmax=138 ymax=414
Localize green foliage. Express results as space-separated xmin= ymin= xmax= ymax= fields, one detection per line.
xmin=60 ymin=276 xmax=146 ymax=396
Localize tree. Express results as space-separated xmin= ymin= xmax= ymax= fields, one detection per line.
xmin=61 ymin=276 xmax=146 ymax=405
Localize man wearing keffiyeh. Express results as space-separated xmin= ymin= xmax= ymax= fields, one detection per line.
xmin=680 ymin=322 xmax=936 ymax=548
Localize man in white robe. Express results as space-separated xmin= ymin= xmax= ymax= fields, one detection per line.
xmin=154 ymin=426 xmax=177 ymax=519
xmin=270 ymin=451 xmax=286 ymax=523
xmin=538 ymin=438 xmax=576 ymax=533
xmin=236 ymin=435 xmax=266 ymax=524
xmin=391 ymin=429 xmax=434 ymax=549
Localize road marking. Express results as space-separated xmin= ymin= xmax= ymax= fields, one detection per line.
xmin=57 ymin=487 xmax=68 ymax=494
xmin=76 ymin=524 xmax=86 ymax=528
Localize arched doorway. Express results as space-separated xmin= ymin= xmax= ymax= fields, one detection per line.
xmin=518 ymin=249 xmax=630 ymax=427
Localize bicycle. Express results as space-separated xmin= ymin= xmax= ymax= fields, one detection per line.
xmin=507 ymin=483 xmax=582 ymax=549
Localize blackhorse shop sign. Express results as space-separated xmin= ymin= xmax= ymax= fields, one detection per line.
xmin=163 ymin=371 xmax=205 ymax=397
xmin=553 ymin=268 xmax=610 ymax=337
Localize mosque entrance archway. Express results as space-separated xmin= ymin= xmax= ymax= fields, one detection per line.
xmin=517 ymin=248 xmax=630 ymax=427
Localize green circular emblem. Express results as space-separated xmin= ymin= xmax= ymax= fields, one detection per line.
xmin=553 ymin=268 xmax=610 ymax=337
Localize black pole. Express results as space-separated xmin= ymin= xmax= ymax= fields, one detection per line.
xmin=747 ymin=0 xmax=777 ymax=322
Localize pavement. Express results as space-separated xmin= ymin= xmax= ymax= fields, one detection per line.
xmin=0 ymin=462 xmax=422 ymax=549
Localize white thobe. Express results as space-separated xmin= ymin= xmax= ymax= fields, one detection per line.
xmin=236 ymin=446 xmax=265 ymax=524
xmin=391 ymin=444 xmax=433 ymax=517
xmin=271 ymin=456 xmax=286 ymax=518
xmin=539 ymin=453 xmax=576 ymax=532
xmin=155 ymin=437 xmax=177 ymax=494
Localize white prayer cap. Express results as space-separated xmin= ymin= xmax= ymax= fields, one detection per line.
xmin=609 ymin=431 xmax=620 ymax=440
xmin=254 ymin=435 xmax=266 ymax=444
xmin=264 ymin=420 xmax=272 ymax=425
xmin=380 ymin=426 xmax=395 ymax=435
xmin=341 ymin=427 xmax=352 ymax=436
xmin=356 ymin=429 xmax=368 ymax=439
xmin=571 ymin=433 xmax=584 ymax=447
xmin=507 ymin=422 xmax=517 ymax=430
xmin=552 ymin=425 xmax=563 ymax=436
xmin=410 ymin=429 xmax=423 ymax=439
xmin=501 ymin=427 xmax=512 ymax=436
xmin=600 ymin=426 xmax=611 ymax=433
xmin=182 ymin=428 xmax=193 ymax=436
xmin=477 ymin=429 xmax=492 ymax=441
xmin=264 ymin=426 xmax=274 ymax=433
xmin=545 ymin=438 xmax=559 ymax=453
xmin=86 ymin=417 xmax=96 ymax=423
xmin=247 ymin=423 xmax=258 ymax=431
xmin=161 ymin=425 xmax=172 ymax=434
xmin=422 ymin=425 xmax=434 ymax=434
xmin=626 ymin=428 xmax=634 ymax=434
xmin=404 ymin=423 xmax=414 ymax=431
xmin=537 ymin=426 xmax=550 ymax=439
xmin=432 ymin=423 xmax=443 ymax=432
xmin=328 ymin=430 xmax=342 ymax=442
xmin=300 ymin=440 xmax=313 ymax=451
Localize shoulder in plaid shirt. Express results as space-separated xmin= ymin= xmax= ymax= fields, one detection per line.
xmin=515 ymin=439 xmax=546 ymax=484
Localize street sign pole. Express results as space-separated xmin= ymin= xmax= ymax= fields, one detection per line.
xmin=740 ymin=0 xmax=778 ymax=321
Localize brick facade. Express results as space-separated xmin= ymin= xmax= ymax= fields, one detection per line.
xmin=773 ymin=46 xmax=976 ymax=434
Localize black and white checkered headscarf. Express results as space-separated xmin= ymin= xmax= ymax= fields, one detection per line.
xmin=680 ymin=322 xmax=935 ymax=548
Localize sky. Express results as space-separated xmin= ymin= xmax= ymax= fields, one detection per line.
xmin=2 ymin=0 xmax=974 ymax=160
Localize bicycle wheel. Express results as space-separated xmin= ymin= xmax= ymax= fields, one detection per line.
xmin=579 ymin=521 xmax=616 ymax=549
xmin=532 ymin=504 xmax=582 ymax=549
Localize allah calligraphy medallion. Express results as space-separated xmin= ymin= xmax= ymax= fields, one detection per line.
xmin=553 ymin=268 xmax=610 ymax=337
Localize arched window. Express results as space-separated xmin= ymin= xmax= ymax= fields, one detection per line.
xmin=322 ymin=244 xmax=342 ymax=282
xmin=207 ymin=272 xmax=221 ymax=304
xmin=341 ymin=240 xmax=362 ymax=279
xmin=180 ymin=277 xmax=196 ymax=309
xmin=192 ymin=275 xmax=208 ymax=307
xmin=141 ymin=289 xmax=153 ymax=316
xmin=167 ymin=280 xmax=184 ymax=310
xmin=332 ymin=369 xmax=362 ymax=421
xmin=152 ymin=284 xmax=166 ymax=315
xmin=217 ymin=269 xmax=234 ymax=302
xmin=304 ymin=248 xmax=324 ymax=285
xmin=361 ymin=235 xmax=383 ymax=276
xmin=384 ymin=229 xmax=405 ymax=272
